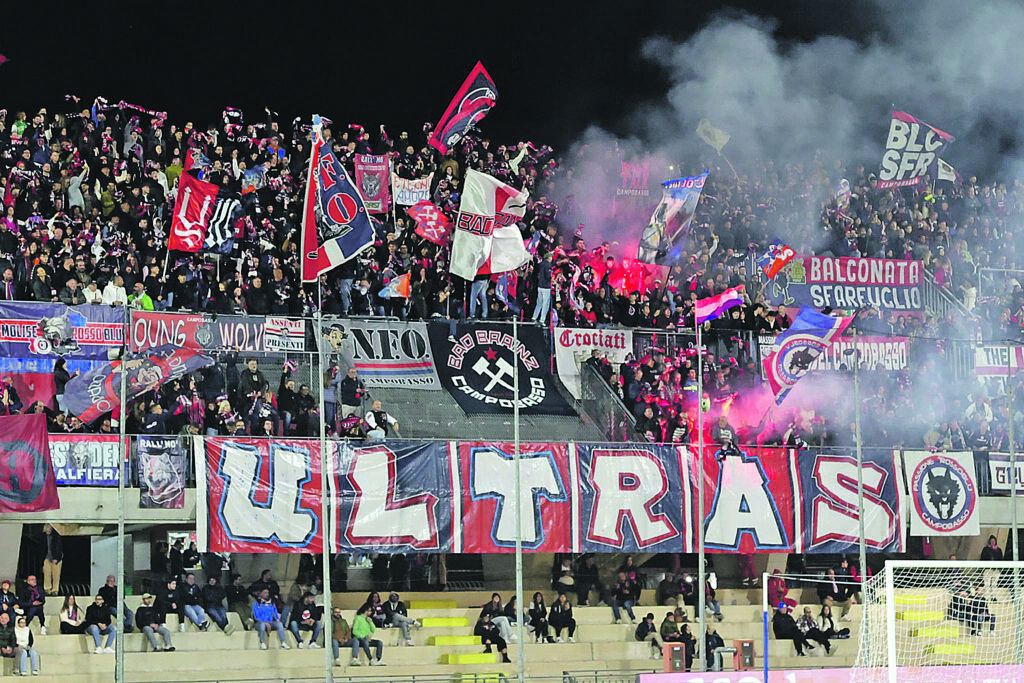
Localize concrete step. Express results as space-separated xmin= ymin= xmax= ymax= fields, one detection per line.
xmin=441 ymin=652 xmax=499 ymax=664
xmin=411 ymin=599 xmax=458 ymax=609
xmin=430 ymin=635 xmax=481 ymax=646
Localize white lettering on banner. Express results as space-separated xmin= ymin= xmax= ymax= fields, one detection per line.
xmin=345 ymin=447 xmax=439 ymax=549
xmin=352 ymin=327 xmax=429 ymax=361
xmin=554 ymin=326 xmax=634 ymax=400
xmin=173 ymin=186 xmax=212 ymax=249
xmin=586 ymin=449 xmax=677 ymax=547
xmin=807 ymin=258 xmax=920 ymax=286
xmin=974 ymin=345 xmax=1024 ymax=376
xmin=132 ymin=317 xmax=189 ymax=349
xmin=218 ymin=442 xmax=318 ymax=546
xmin=470 ymin=448 xmax=565 ymax=546
xmin=809 ymin=284 xmax=922 ymax=310
xmin=810 ymin=456 xmax=896 ymax=549
xmin=989 ymin=456 xmax=1024 ymax=493
xmin=704 ymin=456 xmax=787 ymax=549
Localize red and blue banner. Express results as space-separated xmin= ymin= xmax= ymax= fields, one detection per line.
xmin=429 ymin=62 xmax=498 ymax=155
xmin=763 ymin=307 xmax=855 ymax=405
xmin=0 ymin=301 xmax=124 ymax=360
xmin=0 ymin=414 xmax=58 ymax=513
xmin=767 ymin=256 xmax=923 ymax=311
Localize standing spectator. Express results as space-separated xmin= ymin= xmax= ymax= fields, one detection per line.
xmin=364 ymin=399 xmax=399 ymax=442
xmin=705 ymin=624 xmax=735 ymax=671
xmin=528 ymin=592 xmax=555 ymax=643
xmin=12 ymin=615 xmax=39 ymax=676
xmin=288 ymin=591 xmax=324 ymax=648
xmin=168 ymin=539 xmax=184 ymax=581
xmin=85 ymin=594 xmax=117 ymax=654
xmin=331 ymin=607 xmax=352 ymax=667
xmin=817 ymin=568 xmax=855 ymax=620
xmin=382 ymin=592 xmax=419 ymax=646
xmin=59 ymin=595 xmax=88 ymax=634
xmin=611 ymin=571 xmax=637 ymax=624
xmin=575 ymin=555 xmax=605 ymax=607
xmin=252 ymin=589 xmax=290 ymax=650
xmin=474 ymin=613 xmax=512 ymax=663
xmin=351 ymin=604 xmax=385 ymax=666
xmin=17 ymin=574 xmax=46 ymax=633
xmin=532 ymin=251 xmax=553 ymax=323
xmin=53 ymin=361 xmax=75 ymax=415
xmin=339 ymin=367 xmax=365 ymax=420
xmin=981 ymin=534 xmax=1004 ymax=599
xmin=135 ymin=593 xmax=174 ymax=652
xmin=549 ymin=592 xmax=576 ymax=643
xmin=772 ymin=603 xmax=813 ymax=656
xmin=634 ymin=612 xmax=662 ymax=660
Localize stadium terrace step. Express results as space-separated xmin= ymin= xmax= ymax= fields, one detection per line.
xmin=924 ymin=642 xmax=976 ymax=656
xmin=441 ymin=652 xmax=502 ymax=664
xmin=422 ymin=616 xmax=471 ymax=627
xmin=909 ymin=624 xmax=961 ymax=637
xmin=411 ymin=599 xmax=458 ymax=609
xmin=430 ymin=634 xmax=482 ymax=645
xmin=895 ymin=593 xmax=931 ymax=605
xmin=895 ymin=609 xmax=946 ymax=621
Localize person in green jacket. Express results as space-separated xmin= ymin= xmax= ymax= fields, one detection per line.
xmin=350 ymin=605 xmax=385 ymax=666
xmin=129 ymin=282 xmax=155 ymax=311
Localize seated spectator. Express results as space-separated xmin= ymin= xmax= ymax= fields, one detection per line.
xmin=611 ymin=571 xmax=638 ymax=624
xmin=503 ymin=595 xmax=519 ymax=628
xmin=772 ymin=603 xmax=814 ymax=656
xmin=226 ymin=574 xmax=251 ymax=629
xmin=0 ymin=612 xmax=13 ymax=662
xmin=364 ymin=399 xmax=399 ymax=442
xmin=362 ymin=592 xmax=387 ymax=630
xmin=479 ymin=593 xmax=516 ymax=643
xmin=575 ymin=555 xmax=606 ymax=607
xmin=796 ymin=605 xmax=834 ymax=653
xmin=657 ymin=572 xmax=682 ymax=607
xmin=252 ymin=588 xmax=290 ymax=650
xmin=331 ymin=607 xmax=352 ymax=667
xmin=0 ymin=579 xmax=19 ymax=619
xmin=98 ymin=574 xmax=133 ymax=633
xmin=59 ymin=595 xmax=88 ymax=634
xmin=549 ymin=592 xmax=576 ymax=643
xmin=247 ymin=569 xmax=281 ymax=605
xmin=135 ymin=593 xmax=174 ymax=653
xmin=816 ymin=568 xmax=855 ymax=620
xmin=704 ymin=577 xmax=724 ymax=622
xmin=617 ymin=556 xmax=643 ymax=603
xmin=13 ymin=615 xmax=39 ymax=676
xmin=382 ymin=591 xmax=419 ymax=646
xmin=634 ymin=612 xmax=662 ymax=660
xmin=818 ymin=605 xmax=850 ymax=640
xmin=948 ymin=586 xmax=996 ymax=636
xmin=768 ymin=569 xmax=797 ymax=610
xmin=288 ymin=591 xmax=324 ymax=648
xmin=552 ymin=555 xmax=575 ymax=593
xmin=528 ymin=592 xmax=555 ymax=643
xmin=181 ymin=573 xmax=211 ymax=631
xmin=202 ymin=576 xmax=232 ymax=634
xmin=17 ymin=574 xmax=45 ymax=634
xmin=351 ymin=604 xmax=385 ymax=666
xmin=474 ymin=613 xmax=512 ymax=663
xmin=705 ymin=624 xmax=736 ymax=671
xmin=85 ymin=594 xmax=117 ymax=654
xmin=660 ymin=611 xmax=682 ymax=642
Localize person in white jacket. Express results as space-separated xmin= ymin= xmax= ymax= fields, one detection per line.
xmin=102 ymin=276 xmax=128 ymax=307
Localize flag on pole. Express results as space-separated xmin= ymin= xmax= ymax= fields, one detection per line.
xmin=450 ymin=169 xmax=529 ymax=280
xmin=937 ymin=158 xmax=961 ymax=185
xmin=762 ymin=307 xmax=855 ymax=405
xmin=301 ymin=117 xmax=375 ymax=282
xmin=168 ymin=172 xmax=219 ymax=252
xmin=379 ymin=272 xmax=410 ymax=299
xmin=203 ymin=191 xmax=242 ymax=254
xmin=638 ymin=171 xmax=708 ymax=264
xmin=696 ymin=119 xmax=730 ymax=154
xmin=757 ymin=239 xmax=796 ymax=279
xmin=695 ymin=285 xmax=744 ymax=324
xmin=408 ymin=200 xmax=452 ymax=245
xmin=429 ymin=62 xmax=498 ymax=155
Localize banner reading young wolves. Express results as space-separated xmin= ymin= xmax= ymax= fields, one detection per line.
xmin=768 ymin=256 xmax=923 ymax=311
xmin=428 ymin=322 xmax=575 ymax=415
xmin=0 ymin=302 xmax=124 ymax=360
xmin=554 ymin=327 xmax=633 ymax=400
xmin=197 ymin=437 xmax=324 ymax=553
xmin=329 ymin=440 xmax=452 ymax=553
xmin=794 ymin=450 xmax=905 ymax=553
xmin=877 ymin=110 xmax=954 ymax=189
xmin=318 ymin=319 xmax=440 ymax=390
xmin=130 ymin=312 xmax=297 ymax=354
xmin=137 ymin=435 xmax=186 ymax=509
xmin=50 ymin=434 xmax=120 ymax=486
xmin=903 ymin=451 xmax=980 ymax=537
xmin=393 ymin=174 xmax=433 ymax=206
xmin=690 ymin=445 xmax=795 ymax=553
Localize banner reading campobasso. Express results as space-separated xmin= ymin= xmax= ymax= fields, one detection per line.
xmin=767 ymin=256 xmax=923 ymax=311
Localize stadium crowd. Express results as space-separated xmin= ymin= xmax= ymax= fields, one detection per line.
xmin=0 ymin=98 xmax=1022 ymax=453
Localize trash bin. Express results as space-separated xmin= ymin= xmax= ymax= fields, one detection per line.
xmin=734 ymin=639 xmax=755 ymax=670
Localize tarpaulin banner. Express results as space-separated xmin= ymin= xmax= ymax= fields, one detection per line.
xmin=428 ymin=322 xmax=575 ymax=415
xmin=794 ymin=450 xmax=905 ymax=553
xmin=329 ymin=440 xmax=452 ymax=553
xmin=319 ymin=318 xmax=440 ymax=390
xmin=456 ymin=442 xmax=572 ymax=553
xmin=988 ymin=453 xmax=1024 ymax=493
xmin=354 ymin=154 xmax=391 ymax=213
xmin=974 ymin=345 xmax=1024 ymax=376
xmin=877 ymin=110 xmax=954 ymax=189
xmin=758 ymin=334 xmax=910 ymax=375
xmin=168 ymin=171 xmax=219 ymax=252
xmin=0 ymin=302 xmax=124 ymax=360
xmin=65 ymin=345 xmax=215 ymax=423
xmin=575 ymin=443 xmax=689 ymax=553
xmin=50 ymin=433 xmax=120 ymax=486
xmin=692 ymin=446 xmax=795 ymax=553
xmin=616 ymin=160 xmax=650 ymax=199
xmin=393 ymin=174 xmax=433 ymax=206
xmin=903 ymin=451 xmax=980 ymax=536
xmin=138 ymin=435 xmax=187 ymax=509
xmin=197 ymin=437 xmax=324 ymax=553
xmin=638 ymin=172 xmax=708 ymax=264
xmin=554 ymin=327 xmax=633 ymax=400
xmin=768 ymin=256 xmax=923 ymax=311
xmin=265 ymin=317 xmax=306 ymax=353
xmin=130 ymin=312 xmax=298 ymax=354
xmin=0 ymin=414 xmax=58 ymax=513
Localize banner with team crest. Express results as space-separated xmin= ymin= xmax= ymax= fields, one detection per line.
xmin=903 ymin=451 xmax=980 ymax=536
xmin=0 ymin=302 xmax=124 ymax=360
xmin=354 ymin=155 xmax=391 ymax=213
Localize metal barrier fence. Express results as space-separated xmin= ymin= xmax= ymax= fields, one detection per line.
xmin=581 ymin=363 xmax=638 ymax=442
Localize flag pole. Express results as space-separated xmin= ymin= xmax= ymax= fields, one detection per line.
xmin=115 ymin=310 xmax=129 ymax=683
xmin=696 ymin=317 xmax=707 ymax=672
xmin=513 ymin=316 xmax=525 ymax=683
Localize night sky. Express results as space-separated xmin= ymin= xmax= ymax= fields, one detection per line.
xmin=0 ymin=2 xmax=873 ymax=151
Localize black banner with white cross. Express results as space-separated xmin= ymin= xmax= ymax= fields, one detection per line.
xmin=427 ymin=321 xmax=576 ymax=416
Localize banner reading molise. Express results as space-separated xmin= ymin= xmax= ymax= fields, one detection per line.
xmin=196 ymin=438 xmax=905 ymax=555
xmin=554 ymin=327 xmax=633 ymax=400
xmin=0 ymin=302 xmax=124 ymax=360
xmin=768 ymin=256 xmax=923 ymax=311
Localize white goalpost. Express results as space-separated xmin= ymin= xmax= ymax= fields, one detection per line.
xmin=854 ymin=561 xmax=1024 ymax=683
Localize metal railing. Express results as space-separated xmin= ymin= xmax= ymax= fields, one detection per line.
xmin=922 ymin=267 xmax=972 ymax=321
xmin=581 ymin=363 xmax=638 ymax=442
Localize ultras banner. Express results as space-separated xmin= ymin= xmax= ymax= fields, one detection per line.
xmin=319 ymin=318 xmax=440 ymax=390
xmin=0 ymin=414 xmax=58 ymax=513
xmin=758 ymin=334 xmax=910 ymax=376
xmin=877 ymin=110 xmax=954 ymax=189
xmin=130 ymin=312 xmax=304 ymax=354
xmin=137 ymin=435 xmax=186 ymax=509
xmin=195 ymin=438 xmax=907 ymax=553
xmin=903 ymin=450 xmax=980 ymax=537
xmin=0 ymin=301 xmax=124 ymax=360
xmin=767 ymin=256 xmax=923 ymax=311
xmin=50 ymin=434 xmax=121 ymax=486
xmin=554 ymin=327 xmax=633 ymax=400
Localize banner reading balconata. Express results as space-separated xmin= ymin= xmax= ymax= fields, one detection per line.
xmin=767 ymin=256 xmax=923 ymax=311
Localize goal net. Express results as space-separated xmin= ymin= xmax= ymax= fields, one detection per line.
xmin=854 ymin=561 xmax=1024 ymax=683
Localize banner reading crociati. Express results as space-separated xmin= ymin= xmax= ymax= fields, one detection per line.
xmin=768 ymin=256 xmax=923 ymax=311
xmin=554 ymin=327 xmax=632 ymax=399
